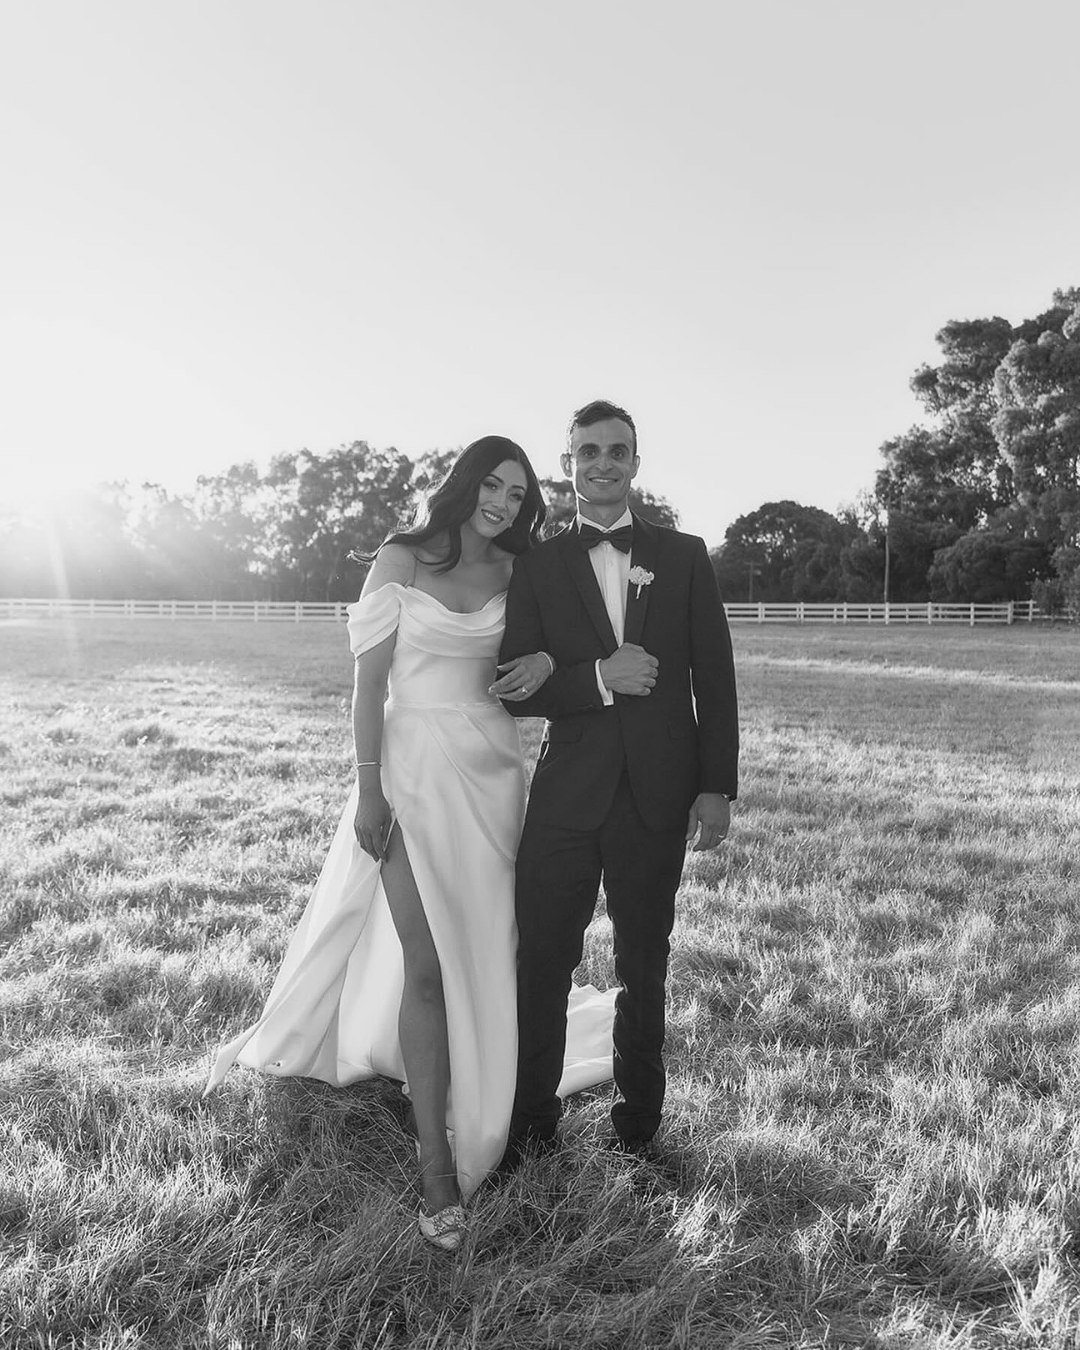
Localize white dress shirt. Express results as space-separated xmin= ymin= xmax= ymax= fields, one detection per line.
xmin=577 ymin=508 xmax=632 ymax=706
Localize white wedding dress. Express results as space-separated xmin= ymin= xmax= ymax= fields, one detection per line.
xmin=206 ymin=583 xmax=615 ymax=1198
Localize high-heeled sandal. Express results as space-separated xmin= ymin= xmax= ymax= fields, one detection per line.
xmin=414 ymin=1139 xmax=465 ymax=1250
xmin=417 ymin=1203 xmax=467 ymax=1252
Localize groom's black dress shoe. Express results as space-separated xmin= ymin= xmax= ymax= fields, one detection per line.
xmin=605 ymin=1135 xmax=691 ymax=1192
xmin=497 ymin=1130 xmax=559 ymax=1175
xmin=606 ymin=1135 xmax=659 ymax=1161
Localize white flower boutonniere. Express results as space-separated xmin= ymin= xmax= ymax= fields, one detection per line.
xmin=628 ymin=566 xmax=654 ymax=600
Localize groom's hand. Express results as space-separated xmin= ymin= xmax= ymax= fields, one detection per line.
xmin=598 ymin=644 xmax=658 ymax=696
xmin=686 ymin=793 xmax=730 ymax=851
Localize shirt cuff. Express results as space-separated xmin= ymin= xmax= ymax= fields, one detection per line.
xmin=595 ymin=659 xmax=614 ymax=707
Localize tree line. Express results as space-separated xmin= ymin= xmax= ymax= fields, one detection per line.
xmin=711 ymin=286 xmax=1080 ymax=613
xmin=3 ymin=286 xmax=1077 ymax=608
xmin=0 ymin=446 xmax=677 ymax=603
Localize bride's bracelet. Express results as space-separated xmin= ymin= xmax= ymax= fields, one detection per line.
xmin=355 ymin=760 xmax=381 ymax=770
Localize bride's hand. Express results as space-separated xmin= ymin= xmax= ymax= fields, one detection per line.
xmin=490 ymin=651 xmax=554 ymax=701
xmin=354 ymin=784 xmax=392 ymax=861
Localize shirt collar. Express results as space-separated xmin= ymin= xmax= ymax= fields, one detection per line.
xmin=576 ymin=508 xmax=633 ymax=533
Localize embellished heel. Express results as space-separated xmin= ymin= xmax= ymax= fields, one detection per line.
xmin=418 ymin=1203 xmax=466 ymax=1252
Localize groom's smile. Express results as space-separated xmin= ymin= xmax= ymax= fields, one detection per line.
xmin=562 ymin=416 xmax=640 ymax=519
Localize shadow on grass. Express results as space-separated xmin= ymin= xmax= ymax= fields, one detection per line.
xmin=0 ymin=1043 xmax=1041 ymax=1348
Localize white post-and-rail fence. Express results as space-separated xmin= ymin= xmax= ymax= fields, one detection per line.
xmin=0 ymin=597 xmax=1043 ymax=626
xmin=722 ymin=600 xmax=1042 ymax=625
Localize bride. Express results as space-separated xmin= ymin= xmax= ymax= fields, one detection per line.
xmin=206 ymin=436 xmax=614 ymax=1252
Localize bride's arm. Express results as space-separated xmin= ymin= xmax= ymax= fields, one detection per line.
xmin=498 ymin=556 xmax=605 ymax=719
xmin=352 ymin=545 xmax=414 ymax=859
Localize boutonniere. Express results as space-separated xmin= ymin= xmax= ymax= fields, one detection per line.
xmin=628 ymin=566 xmax=654 ymax=600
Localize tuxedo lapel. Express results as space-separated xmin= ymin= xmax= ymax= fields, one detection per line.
xmin=558 ymin=527 xmax=618 ymax=655
xmin=623 ymin=514 xmax=658 ymax=648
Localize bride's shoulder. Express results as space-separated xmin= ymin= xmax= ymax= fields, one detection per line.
xmin=361 ymin=543 xmax=417 ymax=597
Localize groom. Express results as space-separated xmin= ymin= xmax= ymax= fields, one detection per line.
xmin=495 ymin=399 xmax=739 ymax=1157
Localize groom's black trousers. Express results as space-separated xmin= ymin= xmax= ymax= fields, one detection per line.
xmin=511 ymin=771 xmax=687 ymax=1145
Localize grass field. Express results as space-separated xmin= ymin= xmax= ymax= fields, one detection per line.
xmin=2 ymin=617 xmax=1079 ymax=1349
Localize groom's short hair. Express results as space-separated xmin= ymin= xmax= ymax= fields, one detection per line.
xmin=567 ymin=399 xmax=637 ymax=453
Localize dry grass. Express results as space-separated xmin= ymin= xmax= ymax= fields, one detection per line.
xmin=1 ymin=617 xmax=1079 ymax=1348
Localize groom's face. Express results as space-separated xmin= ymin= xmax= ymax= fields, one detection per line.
xmin=562 ymin=417 xmax=639 ymax=513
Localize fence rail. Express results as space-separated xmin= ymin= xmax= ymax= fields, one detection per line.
xmin=0 ymin=597 xmax=1044 ymax=625
xmin=723 ymin=600 xmax=1041 ymax=625
xmin=0 ymin=598 xmax=349 ymax=622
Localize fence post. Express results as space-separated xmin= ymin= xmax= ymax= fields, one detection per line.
xmin=797 ymin=602 xmax=805 ymax=624
xmin=970 ymin=603 xmax=975 ymax=628
xmin=884 ymin=603 xmax=890 ymax=626
xmin=1007 ymin=600 xmax=1014 ymax=625
xmin=758 ymin=603 xmax=764 ymax=624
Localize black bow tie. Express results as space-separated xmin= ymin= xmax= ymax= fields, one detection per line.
xmin=579 ymin=522 xmax=634 ymax=554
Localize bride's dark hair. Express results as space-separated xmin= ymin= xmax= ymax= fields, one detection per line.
xmin=356 ymin=435 xmax=546 ymax=573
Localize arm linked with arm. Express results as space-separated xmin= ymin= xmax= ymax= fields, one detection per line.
xmin=497 ymin=557 xmax=605 ymax=719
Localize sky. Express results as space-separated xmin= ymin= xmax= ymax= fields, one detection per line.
xmin=2 ymin=0 xmax=1078 ymax=547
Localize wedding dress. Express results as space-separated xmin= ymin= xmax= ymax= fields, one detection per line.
xmin=206 ymin=583 xmax=615 ymax=1198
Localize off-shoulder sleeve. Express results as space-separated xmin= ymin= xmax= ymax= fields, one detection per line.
xmin=346 ymin=583 xmax=403 ymax=658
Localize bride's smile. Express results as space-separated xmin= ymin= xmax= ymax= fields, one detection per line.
xmin=466 ymin=461 xmax=528 ymax=541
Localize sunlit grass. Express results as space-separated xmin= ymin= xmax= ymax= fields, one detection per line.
xmin=2 ymin=618 xmax=1079 ymax=1347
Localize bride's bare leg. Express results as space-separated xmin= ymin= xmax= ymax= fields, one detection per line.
xmin=380 ymin=823 xmax=458 ymax=1214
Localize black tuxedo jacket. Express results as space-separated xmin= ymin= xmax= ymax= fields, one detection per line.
xmin=498 ymin=514 xmax=739 ymax=833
